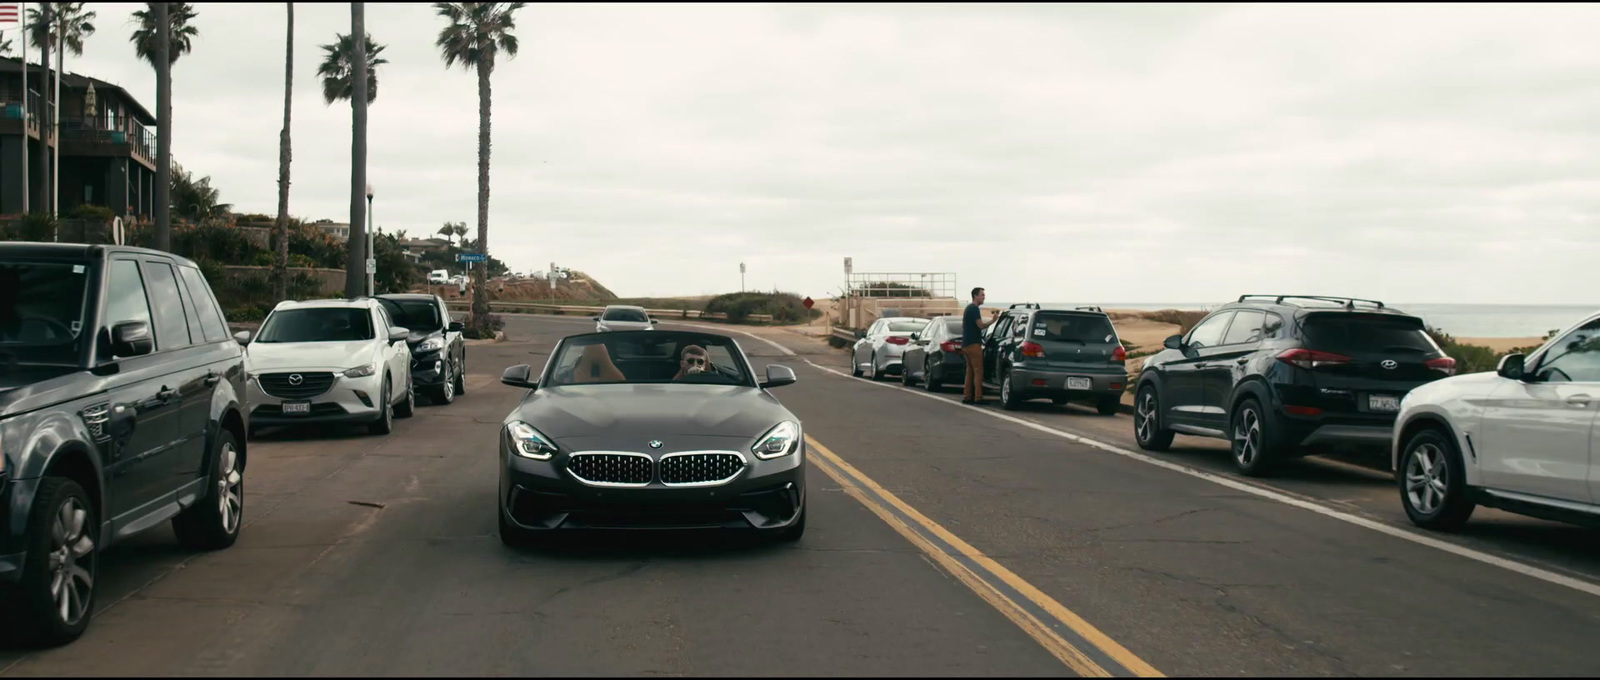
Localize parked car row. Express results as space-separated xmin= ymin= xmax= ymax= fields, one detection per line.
xmin=0 ymin=244 xmax=470 ymax=647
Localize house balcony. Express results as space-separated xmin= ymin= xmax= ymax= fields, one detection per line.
xmin=59 ymin=116 xmax=157 ymax=171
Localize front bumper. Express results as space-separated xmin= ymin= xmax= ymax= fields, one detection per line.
xmin=1009 ymin=365 xmax=1126 ymax=398
xmin=0 ymin=475 xmax=36 ymax=584
xmin=247 ymin=371 xmax=386 ymax=427
xmin=410 ymin=351 xmax=448 ymax=387
xmin=499 ymin=440 xmax=807 ymax=532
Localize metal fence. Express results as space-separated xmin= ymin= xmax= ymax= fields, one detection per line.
xmin=845 ymin=272 xmax=958 ymax=299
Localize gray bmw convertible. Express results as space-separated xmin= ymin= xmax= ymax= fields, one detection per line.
xmin=496 ymin=329 xmax=806 ymax=545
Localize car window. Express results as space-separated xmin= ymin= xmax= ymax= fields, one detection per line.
xmin=887 ymin=320 xmax=924 ymax=333
xmin=0 ymin=259 xmax=93 ymax=365
xmin=1032 ymin=312 xmax=1116 ymax=344
xmin=1534 ymin=319 xmax=1600 ymax=383
xmin=1186 ymin=311 xmax=1235 ymax=350
xmin=141 ymin=261 xmax=193 ymax=351
xmin=177 ymin=266 xmax=228 ymax=343
xmin=1302 ymin=314 xmax=1435 ymax=355
xmin=1222 ymin=310 xmax=1266 ymax=346
xmin=256 ymin=308 xmax=375 ymax=343
xmin=944 ymin=318 xmax=962 ymax=336
xmin=374 ymin=306 xmax=394 ymax=334
xmin=1263 ymin=313 xmax=1286 ymax=340
xmin=545 ymin=331 xmax=752 ymax=387
xmin=379 ymin=298 xmax=443 ymax=332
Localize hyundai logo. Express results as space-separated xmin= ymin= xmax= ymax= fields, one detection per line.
xmin=288 ymin=374 xmax=304 ymax=385
xmin=1381 ymin=360 xmax=1398 ymax=370
xmin=648 ymin=440 xmax=663 ymax=449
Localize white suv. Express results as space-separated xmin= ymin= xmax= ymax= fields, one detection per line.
xmin=244 ymin=298 xmax=416 ymax=436
xmin=1393 ymin=311 xmax=1600 ymax=530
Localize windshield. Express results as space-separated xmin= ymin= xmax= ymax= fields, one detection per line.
xmin=602 ymin=308 xmax=650 ymax=323
xmin=256 ymin=308 xmax=375 ymax=343
xmin=1032 ymin=313 xmax=1117 ymax=344
xmin=887 ymin=320 xmax=925 ymax=333
xmin=0 ymin=260 xmax=92 ymax=366
xmin=545 ymin=331 xmax=752 ymax=387
xmin=379 ymin=299 xmax=442 ymax=332
xmin=1302 ymin=314 xmax=1436 ymax=355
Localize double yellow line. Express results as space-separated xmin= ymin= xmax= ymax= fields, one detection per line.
xmin=806 ymin=435 xmax=1163 ymax=678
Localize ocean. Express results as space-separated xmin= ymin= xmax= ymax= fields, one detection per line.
xmin=985 ymin=302 xmax=1597 ymax=339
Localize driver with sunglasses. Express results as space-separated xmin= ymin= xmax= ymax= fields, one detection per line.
xmin=673 ymin=344 xmax=713 ymax=381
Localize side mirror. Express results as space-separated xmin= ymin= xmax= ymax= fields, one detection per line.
xmin=591 ymin=315 xmax=600 ymax=321
xmin=1497 ymin=353 xmax=1526 ymax=380
xmin=650 ymin=319 xmax=659 ymax=325
xmin=761 ymin=364 xmax=797 ymax=389
xmin=1163 ymin=334 xmax=1184 ymax=351
xmin=111 ymin=321 xmax=155 ymax=357
xmin=448 ymin=321 xmax=464 ymax=332
xmin=232 ymin=330 xmax=252 ymax=346
xmin=388 ymin=327 xmax=410 ymax=342
xmin=910 ymin=332 xmax=921 ymax=341
xmin=501 ymin=364 xmax=538 ymax=390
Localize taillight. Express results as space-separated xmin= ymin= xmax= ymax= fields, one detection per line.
xmin=1111 ymin=345 xmax=1126 ymax=362
xmin=1277 ymin=348 xmax=1351 ymax=370
xmin=886 ymin=336 xmax=909 ymax=346
xmin=1426 ymin=356 xmax=1457 ymax=376
xmin=1020 ymin=341 xmax=1045 ymax=358
xmin=940 ymin=341 xmax=961 ymax=353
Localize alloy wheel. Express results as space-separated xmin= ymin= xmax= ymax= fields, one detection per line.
xmin=442 ymin=363 xmax=455 ymax=401
xmin=217 ymin=442 xmax=242 ymax=535
xmin=1136 ymin=392 xmax=1157 ymax=442
xmin=47 ymin=497 xmax=94 ymax=627
xmin=1406 ymin=443 xmax=1449 ymax=514
xmin=1235 ymin=408 xmax=1261 ymax=468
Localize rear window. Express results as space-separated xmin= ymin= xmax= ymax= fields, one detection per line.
xmin=1301 ymin=314 xmax=1437 ymax=355
xmin=887 ymin=320 xmax=924 ymax=333
xmin=944 ymin=319 xmax=962 ymax=334
xmin=1031 ymin=313 xmax=1116 ymax=344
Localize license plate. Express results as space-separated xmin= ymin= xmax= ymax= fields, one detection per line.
xmin=281 ymin=401 xmax=311 ymax=415
xmin=1368 ymin=395 xmax=1401 ymax=412
xmin=1067 ymin=377 xmax=1092 ymax=391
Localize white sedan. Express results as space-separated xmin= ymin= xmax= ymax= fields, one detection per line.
xmin=1393 ymin=311 xmax=1600 ymax=530
xmin=850 ymin=317 xmax=926 ymax=381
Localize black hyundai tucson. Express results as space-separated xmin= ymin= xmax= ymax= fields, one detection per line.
xmin=1133 ymin=295 xmax=1455 ymax=476
xmin=0 ymin=243 xmax=249 ymax=647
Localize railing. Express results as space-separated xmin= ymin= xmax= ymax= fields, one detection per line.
xmin=442 ymin=299 xmax=773 ymax=323
xmin=57 ymin=116 xmax=157 ymax=162
xmin=0 ymin=91 xmax=53 ymax=134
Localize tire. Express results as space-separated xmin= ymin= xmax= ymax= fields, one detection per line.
xmin=901 ymin=361 xmax=915 ymax=387
xmin=1000 ymin=371 xmax=1024 ymax=411
xmin=770 ymin=506 xmax=806 ymax=543
xmin=433 ymin=359 xmax=457 ymax=405
xmin=850 ymin=349 xmax=863 ymax=378
xmin=4 ymin=478 xmax=97 ymax=647
xmin=1134 ymin=384 xmax=1175 ymax=452
xmin=1096 ymin=394 xmax=1120 ymax=416
xmin=870 ymin=353 xmax=884 ymax=381
xmin=172 ymin=429 xmax=244 ymax=551
xmin=1231 ymin=399 xmax=1284 ymax=477
xmin=395 ymin=381 xmax=415 ymax=419
xmin=453 ymin=353 xmax=467 ymax=395
xmin=368 ymin=378 xmax=394 ymax=435
xmin=1399 ymin=428 xmax=1476 ymax=531
xmin=924 ymin=361 xmax=943 ymax=392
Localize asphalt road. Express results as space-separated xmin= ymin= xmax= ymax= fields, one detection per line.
xmin=5 ymin=313 xmax=1600 ymax=676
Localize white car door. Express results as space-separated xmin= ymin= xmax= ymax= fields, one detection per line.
xmin=856 ymin=320 xmax=883 ymax=366
xmin=1477 ymin=317 xmax=1600 ymax=503
xmin=373 ymin=305 xmax=408 ymax=401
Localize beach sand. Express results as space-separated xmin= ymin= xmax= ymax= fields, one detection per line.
xmin=1457 ymin=337 xmax=1544 ymax=353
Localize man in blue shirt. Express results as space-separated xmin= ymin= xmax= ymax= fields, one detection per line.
xmin=961 ymin=287 xmax=999 ymax=404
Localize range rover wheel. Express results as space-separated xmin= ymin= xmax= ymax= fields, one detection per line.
xmin=5 ymin=478 xmax=97 ymax=647
xmin=173 ymin=430 xmax=244 ymax=551
xmin=1399 ymin=428 xmax=1476 ymax=531
xmin=1134 ymin=385 xmax=1175 ymax=451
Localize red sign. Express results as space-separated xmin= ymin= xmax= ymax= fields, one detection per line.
xmin=802 ymin=297 xmax=814 ymax=310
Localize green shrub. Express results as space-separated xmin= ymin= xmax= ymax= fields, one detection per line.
xmin=705 ymin=291 xmax=819 ymax=324
xmin=1427 ymin=328 xmax=1504 ymax=375
xmin=13 ymin=213 xmax=58 ymax=241
xmin=69 ymin=204 xmax=116 ymax=222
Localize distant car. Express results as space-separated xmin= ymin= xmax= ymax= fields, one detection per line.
xmin=594 ymin=305 xmax=657 ymax=332
xmin=982 ymin=304 xmax=1128 ymax=415
xmin=427 ymin=269 xmax=449 ymax=285
xmin=900 ymin=315 xmax=967 ymax=392
xmin=0 ymin=243 xmax=249 ymax=647
xmin=1394 ymin=311 xmax=1600 ymax=531
xmin=245 ymin=298 xmax=415 ymax=436
xmin=376 ymin=293 xmax=467 ymax=405
xmin=496 ymin=330 xmax=805 ymax=544
xmin=850 ymin=317 xmax=925 ymax=380
xmin=1135 ymin=295 xmax=1456 ymax=476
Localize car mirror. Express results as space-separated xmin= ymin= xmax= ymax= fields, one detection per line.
xmin=761 ymin=364 xmax=797 ymax=389
xmin=448 ymin=321 xmax=464 ymax=332
xmin=232 ymin=330 xmax=252 ymax=346
xmin=591 ymin=315 xmax=600 ymax=321
xmin=501 ymin=364 xmax=538 ymax=390
xmin=651 ymin=319 xmax=659 ymax=324
xmin=1497 ymin=353 xmax=1526 ymax=381
xmin=111 ymin=321 xmax=154 ymax=357
xmin=1163 ymin=334 xmax=1184 ymax=351
xmin=388 ymin=327 xmax=410 ymax=343
xmin=910 ymin=332 xmax=921 ymax=341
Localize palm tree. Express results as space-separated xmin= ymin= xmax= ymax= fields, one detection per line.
xmin=436 ymin=223 xmax=454 ymax=246
xmin=316 ymin=31 xmax=386 ymax=105
xmin=154 ymin=2 xmax=171 ymax=250
xmin=129 ymin=2 xmax=199 ymax=68
xmin=27 ymin=2 xmax=96 ymax=216
xmin=343 ymin=4 xmax=369 ymax=298
xmin=273 ymin=4 xmax=293 ymax=303
xmin=453 ymin=221 xmax=468 ymax=245
xmin=434 ymin=2 xmax=526 ymax=329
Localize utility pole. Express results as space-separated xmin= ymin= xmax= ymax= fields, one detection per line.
xmin=365 ymin=183 xmax=374 ymax=296
xmin=740 ymin=262 xmax=745 ymax=293
xmin=344 ymin=3 xmax=368 ymax=298
xmin=51 ymin=1 xmax=61 ymax=218
xmin=19 ymin=1 xmax=28 ymax=215
xmin=154 ymin=2 xmax=172 ymax=250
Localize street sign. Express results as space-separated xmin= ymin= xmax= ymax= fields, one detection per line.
xmin=844 ymin=257 xmax=852 ymax=276
xmin=365 ymin=258 xmax=376 ymax=274
xmin=802 ymin=297 xmax=814 ymax=310
xmin=457 ymin=252 xmax=488 ymax=263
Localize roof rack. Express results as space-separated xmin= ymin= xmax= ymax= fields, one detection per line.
xmin=1008 ymin=303 xmax=1041 ymax=310
xmin=1236 ymin=295 xmax=1385 ymax=310
xmin=1074 ymin=306 xmax=1105 ymax=313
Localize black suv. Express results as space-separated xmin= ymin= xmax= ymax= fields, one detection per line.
xmin=0 ymin=244 xmax=249 ymax=646
xmin=982 ymin=304 xmax=1129 ymax=414
xmin=375 ymin=293 xmax=467 ymax=405
xmin=1133 ymin=295 xmax=1455 ymax=476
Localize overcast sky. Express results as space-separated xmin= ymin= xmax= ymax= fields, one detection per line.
xmin=29 ymin=3 xmax=1600 ymax=304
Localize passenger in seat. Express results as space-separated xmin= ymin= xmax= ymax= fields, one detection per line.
xmin=574 ymin=343 xmax=626 ymax=383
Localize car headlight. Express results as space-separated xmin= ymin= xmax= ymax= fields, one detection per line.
xmin=344 ymin=363 xmax=377 ymax=378
xmin=416 ymin=337 xmax=444 ymax=353
xmin=506 ymin=421 xmax=557 ymax=460
xmin=752 ymin=421 xmax=800 ymax=460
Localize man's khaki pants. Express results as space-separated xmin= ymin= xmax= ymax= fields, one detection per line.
xmin=962 ymin=343 xmax=984 ymax=401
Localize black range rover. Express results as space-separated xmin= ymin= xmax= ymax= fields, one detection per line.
xmin=0 ymin=243 xmax=249 ymax=646
xmin=1134 ymin=295 xmax=1455 ymax=476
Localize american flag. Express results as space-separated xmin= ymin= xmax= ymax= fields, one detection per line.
xmin=0 ymin=4 xmax=18 ymax=24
